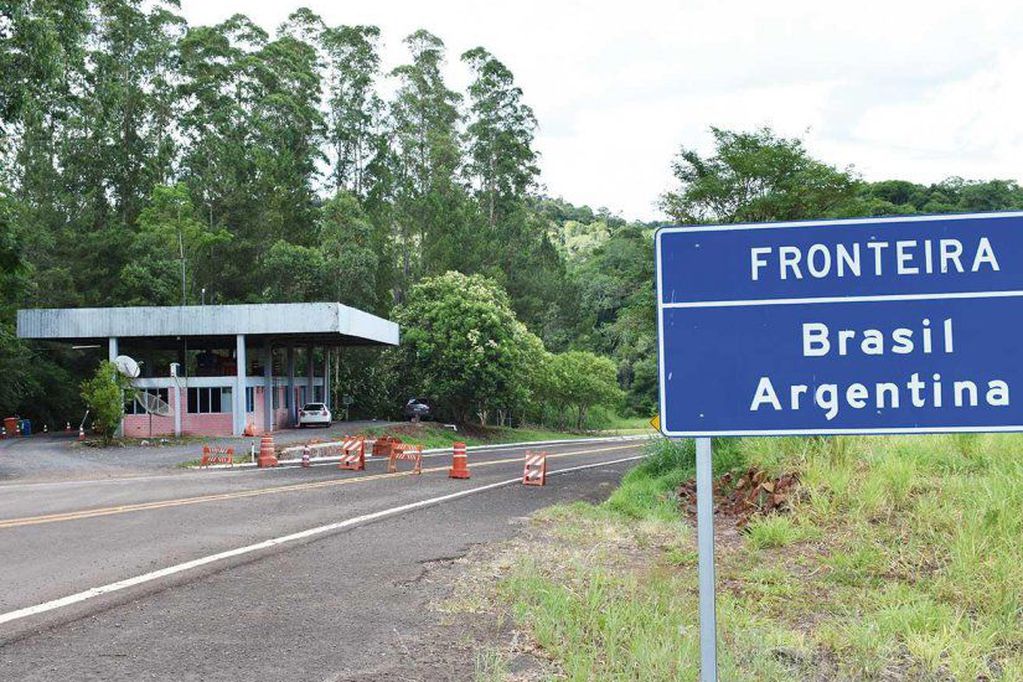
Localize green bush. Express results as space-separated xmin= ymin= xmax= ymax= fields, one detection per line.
xmin=392 ymin=271 xmax=544 ymax=425
xmin=79 ymin=361 xmax=132 ymax=445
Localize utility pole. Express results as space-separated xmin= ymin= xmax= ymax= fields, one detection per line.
xmin=178 ymin=201 xmax=186 ymax=306
xmin=179 ymin=232 xmax=186 ymax=305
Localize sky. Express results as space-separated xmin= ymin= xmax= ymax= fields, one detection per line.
xmin=179 ymin=0 xmax=1023 ymax=221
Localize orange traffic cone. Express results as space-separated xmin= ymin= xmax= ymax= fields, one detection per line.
xmin=448 ymin=442 xmax=470 ymax=479
xmin=78 ymin=425 xmax=85 ymax=441
xmin=257 ymin=434 xmax=278 ymax=468
xmin=301 ymin=446 xmax=311 ymax=468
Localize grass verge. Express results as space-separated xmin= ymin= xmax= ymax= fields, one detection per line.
xmin=360 ymin=422 xmax=604 ymax=450
xmin=467 ymin=434 xmax=1023 ymax=680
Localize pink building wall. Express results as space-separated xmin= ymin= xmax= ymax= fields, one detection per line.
xmin=123 ymin=383 xmax=307 ymax=438
xmin=249 ymin=386 xmax=294 ymax=434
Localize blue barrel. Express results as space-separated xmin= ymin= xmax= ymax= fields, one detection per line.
xmin=20 ymin=419 xmax=31 ymax=436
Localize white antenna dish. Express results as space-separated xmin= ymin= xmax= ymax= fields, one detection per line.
xmin=135 ymin=390 xmax=173 ymax=417
xmin=114 ymin=355 xmax=141 ymax=378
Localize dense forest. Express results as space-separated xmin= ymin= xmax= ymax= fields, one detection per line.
xmin=3 ymin=2 xmax=1023 ymax=428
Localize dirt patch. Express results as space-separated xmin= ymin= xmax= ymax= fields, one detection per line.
xmin=382 ymin=421 xmax=499 ymax=441
xmin=323 ymin=548 xmax=557 ymax=682
xmin=677 ymin=466 xmax=802 ymax=527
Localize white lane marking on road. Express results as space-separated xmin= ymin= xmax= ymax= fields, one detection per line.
xmin=0 ymin=454 xmax=645 ymax=627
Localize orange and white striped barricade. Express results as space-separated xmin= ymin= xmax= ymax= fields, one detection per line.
xmin=448 ymin=441 xmax=470 ymax=479
xmin=201 ymin=446 xmax=235 ymax=467
xmin=523 ymin=451 xmax=547 ymax=486
xmin=388 ymin=443 xmax=423 ymax=474
xmin=338 ymin=435 xmax=367 ymax=471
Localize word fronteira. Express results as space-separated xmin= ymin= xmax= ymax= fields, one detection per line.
xmin=750 ymin=237 xmax=999 ymax=281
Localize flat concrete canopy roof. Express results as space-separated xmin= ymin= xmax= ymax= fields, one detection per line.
xmin=17 ymin=302 xmax=399 ymax=349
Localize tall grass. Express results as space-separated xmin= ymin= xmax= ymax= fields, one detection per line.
xmin=605 ymin=437 xmax=746 ymax=520
xmin=497 ymin=432 xmax=1023 ymax=679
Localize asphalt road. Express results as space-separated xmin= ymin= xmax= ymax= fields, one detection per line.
xmin=0 ymin=437 xmax=649 ymax=680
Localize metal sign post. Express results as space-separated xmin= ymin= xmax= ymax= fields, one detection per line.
xmin=695 ymin=436 xmax=718 ymax=680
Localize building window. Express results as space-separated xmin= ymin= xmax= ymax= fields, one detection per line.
xmin=313 ymin=386 xmax=323 ymax=403
xmin=187 ymin=387 xmax=233 ymax=414
xmin=284 ymin=387 xmax=291 ymax=410
xmin=125 ymin=388 xmax=169 ymax=415
xmin=245 ymin=387 xmax=254 ymax=413
xmin=272 ymin=386 xmax=280 ymax=410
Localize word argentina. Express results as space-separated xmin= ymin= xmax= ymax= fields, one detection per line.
xmin=750 ymin=318 xmax=1010 ymax=421
xmin=750 ymin=236 xmax=999 ymax=280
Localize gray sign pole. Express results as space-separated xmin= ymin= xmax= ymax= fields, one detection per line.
xmin=695 ymin=436 xmax=718 ymax=680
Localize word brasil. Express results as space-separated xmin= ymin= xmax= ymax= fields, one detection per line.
xmin=750 ymin=318 xmax=1010 ymax=421
xmin=750 ymin=237 xmax=999 ymax=281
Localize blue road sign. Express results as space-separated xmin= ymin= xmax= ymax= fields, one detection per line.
xmin=655 ymin=212 xmax=1023 ymax=436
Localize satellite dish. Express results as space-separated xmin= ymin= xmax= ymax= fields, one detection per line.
xmin=135 ymin=390 xmax=173 ymax=417
xmin=114 ymin=355 xmax=141 ymax=378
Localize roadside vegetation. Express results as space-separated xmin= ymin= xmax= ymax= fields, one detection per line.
xmin=360 ymin=420 xmax=650 ymax=450
xmin=78 ymin=361 xmax=133 ymax=445
xmin=463 ymin=434 xmax=1023 ymax=680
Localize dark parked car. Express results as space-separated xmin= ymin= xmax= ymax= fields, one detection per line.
xmin=403 ymin=398 xmax=431 ymax=421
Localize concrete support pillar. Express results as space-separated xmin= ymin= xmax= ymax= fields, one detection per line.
xmin=108 ymin=338 xmax=122 ymax=436
xmin=323 ymin=348 xmax=331 ymax=412
xmin=306 ymin=345 xmax=314 ymax=405
xmin=263 ymin=344 xmax=273 ymax=434
xmin=286 ymin=345 xmax=296 ymax=426
xmin=175 ymin=339 xmax=184 ymax=436
xmin=173 ymin=377 xmax=182 ymax=438
xmin=233 ymin=334 xmax=246 ymax=436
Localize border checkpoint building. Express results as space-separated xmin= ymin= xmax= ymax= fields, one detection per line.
xmin=16 ymin=302 xmax=399 ymax=438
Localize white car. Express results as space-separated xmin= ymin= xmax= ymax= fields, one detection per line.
xmin=298 ymin=403 xmax=332 ymax=428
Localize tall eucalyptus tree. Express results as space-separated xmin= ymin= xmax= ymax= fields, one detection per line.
xmin=388 ymin=30 xmax=465 ymax=300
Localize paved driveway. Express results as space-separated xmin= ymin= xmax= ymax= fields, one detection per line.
xmin=0 ymin=420 xmax=401 ymax=484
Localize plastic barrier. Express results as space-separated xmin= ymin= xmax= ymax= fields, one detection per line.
xmin=201 ymin=446 xmax=235 ymax=467
xmin=258 ymin=434 xmax=278 ymax=468
xmin=338 ymin=436 xmax=367 ymax=471
xmin=372 ymin=435 xmax=403 ymax=457
xmin=388 ymin=443 xmax=423 ymax=474
xmin=523 ymin=451 xmax=547 ymax=486
xmin=448 ymin=441 xmax=470 ymax=479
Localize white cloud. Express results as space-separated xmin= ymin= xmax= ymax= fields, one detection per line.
xmin=179 ymin=0 xmax=1023 ymax=219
